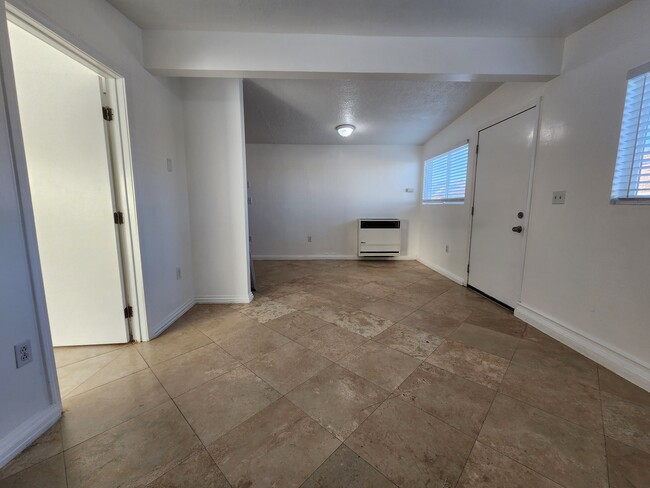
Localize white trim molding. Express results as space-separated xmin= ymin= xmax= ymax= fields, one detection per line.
xmin=0 ymin=404 xmax=60 ymax=469
xmin=195 ymin=293 xmax=254 ymax=304
xmin=515 ymin=303 xmax=650 ymax=392
xmin=150 ymin=297 xmax=195 ymax=339
xmin=416 ymin=257 xmax=466 ymax=286
xmin=252 ymin=255 xmax=417 ymax=261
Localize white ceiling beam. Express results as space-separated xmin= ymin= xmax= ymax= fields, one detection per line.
xmin=143 ymin=31 xmax=564 ymax=81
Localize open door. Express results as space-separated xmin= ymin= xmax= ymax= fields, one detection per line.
xmin=9 ymin=22 xmax=130 ymax=346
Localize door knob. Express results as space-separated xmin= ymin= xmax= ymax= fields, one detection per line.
xmin=512 ymin=226 xmax=523 ymax=233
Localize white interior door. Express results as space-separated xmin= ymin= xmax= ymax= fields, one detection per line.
xmin=9 ymin=23 xmax=130 ymax=346
xmin=468 ymin=107 xmax=538 ymax=308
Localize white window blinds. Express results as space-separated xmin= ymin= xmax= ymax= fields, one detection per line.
xmin=422 ymin=143 xmax=469 ymax=204
xmin=611 ymin=63 xmax=650 ymax=203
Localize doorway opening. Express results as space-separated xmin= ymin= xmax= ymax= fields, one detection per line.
xmin=6 ymin=6 xmax=147 ymax=395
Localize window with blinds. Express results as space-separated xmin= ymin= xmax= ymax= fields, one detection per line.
xmin=422 ymin=142 xmax=469 ymax=204
xmin=611 ymin=62 xmax=650 ymax=204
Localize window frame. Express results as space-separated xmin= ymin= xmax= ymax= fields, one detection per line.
xmin=611 ymin=61 xmax=650 ymax=205
xmin=421 ymin=141 xmax=470 ymax=205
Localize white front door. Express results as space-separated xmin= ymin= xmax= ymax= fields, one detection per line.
xmin=9 ymin=22 xmax=130 ymax=346
xmin=468 ymin=106 xmax=538 ymax=308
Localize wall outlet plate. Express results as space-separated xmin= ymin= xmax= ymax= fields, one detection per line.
xmin=14 ymin=340 xmax=32 ymax=368
xmin=166 ymin=158 xmax=173 ymax=172
xmin=552 ymin=191 xmax=566 ymax=204
xmin=176 ymin=267 xmax=182 ymax=280
xmin=307 ymin=235 xmax=312 ymax=243
xmin=405 ymin=188 xmax=415 ymax=193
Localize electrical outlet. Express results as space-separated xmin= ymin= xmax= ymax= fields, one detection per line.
xmin=14 ymin=340 xmax=32 ymax=368
xmin=166 ymin=158 xmax=173 ymax=172
xmin=445 ymin=245 xmax=449 ymax=253
xmin=405 ymin=188 xmax=414 ymax=193
xmin=176 ymin=267 xmax=181 ymax=280
xmin=552 ymin=191 xmax=566 ymax=204
xmin=307 ymin=236 xmax=312 ymax=243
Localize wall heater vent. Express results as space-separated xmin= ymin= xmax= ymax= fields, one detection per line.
xmin=358 ymin=219 xmax=401 ymax=257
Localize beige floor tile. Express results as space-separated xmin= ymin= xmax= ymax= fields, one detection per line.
xmin=449 ymin=322 xmax=520 ymax=359
xmin=56 ymin=348 xmax=125 ymax=398
xmin=61 ymin=368 xmax=169 ymax=449
xmin=333 ymin=310 xmax=393 ymax=338
xmin=287 ymin=364 xmax=389 ymax=440
xmin=146 ymin=450 xmax=230 ymax=487
xmin=178 ymin=304 xmax=235 ymax=330
xmin=599 ymin=367 xmax=650 ymax=408
xmin=214 ymin=324 xmax=291 ymax=362
xmin=465 ymin=307 xmax=526 ymax=337
xmin=65 ymin=401 xmax=201 ymax=488
xmin=239 ymin=298 xmax=296 ymax=323
xmin=247 ymin=342 xmax=332 ymax=394
xmin=355 ymin=282 xmax=395 ymax=299
xmin=309 ymin=284 xmax=375 ymax=311
xmin=260 ymin=282 xmax=310 ymax=299
xmin=303 ymin=300 xmax=352 ymax=325
xmin=66 ymin=346 xmax=149 ymax=398
xmin=606 ymin=436 xmax=650 ymax=488
xmin=426 ymin=340 xmax=509 ymax=390
xmin=137 ymin=325 xmax=212 ymax=366
xmin=175 ymin=366 xmax=280 ymax=446
xmin=398 ymin=308 xmax=460 ymax=337
xmin=404 ymin=279 xmax=452 ymax=300
xmin=338 ymin=341 xmax=421 ymax=391
xmin=457 ymin=442 xmax=562 ymax=488
xmin=374 ymin=323 xmax=443 ymax=360
xmin=275 ymin=291 xmax=324 ymax=310
xmin=264 ymin=311 xmax=329 ymax=340
xmin=384 ymin=288 xmax=432 ymax=308
xmin=0 ymin=454 xmax=66 ymax=488
xmin=194 ymin=310 xmax=259 ymax=340
xmin=296 ymin=323 xmax=368 ymax=361
xmin=522 ymin=325 xmax=565 ymax=347
xmin=0 ymin=423 xmax=62 ymax=480
xmin=301 ymin=444 xmax=396 ymax=488
xmin=346 ymin=397 xmax=474 ymax=488
xmin=511 ymin=339 xmax=599 ymax=389
xmin=397 ymin=363 xmax=496 ymax=437
xmin=360 ymin=298 xmax=417 ymax=322
xmin=209 ymin=398 xmax=340 ymax=488
xmin=499 ymin=361 xmax=603 ymax=431
xmin=151 ymin=343 xmax=240 ymax=398
xmin=478 ymin=394 xmax=608 ymax=488
xmin=420 ymin=294 xmax=474 ymax=323
xmin=601 ymin=391 xmax=650 ymax=453
xmin=53 ymin=343 xmax=127 ymax=368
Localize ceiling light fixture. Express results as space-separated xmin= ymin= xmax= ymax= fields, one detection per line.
xmin=336 ymin=124 xmax=355 ymax=137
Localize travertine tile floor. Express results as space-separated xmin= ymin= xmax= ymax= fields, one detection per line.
xmin=1 ymin=260 xmax=649 ymax=487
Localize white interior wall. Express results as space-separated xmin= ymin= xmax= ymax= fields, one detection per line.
xmin=0 ymin=14 xmax=58 ymax=465
xmin=246 ymin=144 xmax=421 ymax=259
xmin=182 ymin=78 xmax=251 ymax=304
xmin=419 ymin=0 xmax=650 ymax=389
xmin=13 ymin=0 xmax=195 ymax=337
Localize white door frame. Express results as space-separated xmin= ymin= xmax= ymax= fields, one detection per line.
xmin=0 ymin=0 xmax=148 ymax=403
xmin=465 ymin=98 xmax=542 ymax=307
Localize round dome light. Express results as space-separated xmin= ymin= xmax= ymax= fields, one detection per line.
xmin=336 ymin=124 xmax=355 ymax=137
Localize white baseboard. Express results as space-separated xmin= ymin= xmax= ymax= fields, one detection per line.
xmin=0 ymin=404 xmax=60 ymax=470
xmin=252 ymin=254 xmax=416 ymax=261
xmin=515 ymin=303 xmax=650 ymax=392
xmin=151 ymin=297 xmax=195 ymax=339
xmin=416 ymin=257 xmax=466 ymax=286
xmin=195 ymin=293 xmax=253 ymax=304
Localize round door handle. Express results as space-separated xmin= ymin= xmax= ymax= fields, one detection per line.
xmin=512 ymin=226 xmax=523 ymax=233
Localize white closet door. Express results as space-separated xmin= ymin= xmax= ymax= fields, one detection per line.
xmin=468 ymin=107 xmax=538 ymax=308
xmin=10 ymin=23 xmax=129 ymax=346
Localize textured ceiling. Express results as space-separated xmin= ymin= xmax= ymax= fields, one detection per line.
xmin=243 ymin=79 xmax=500 ymax=145
xmin=107 ymin=0 xmax=629 ymax=37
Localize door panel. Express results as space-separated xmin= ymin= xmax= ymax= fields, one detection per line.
xmin=468 ymin=107 xmax=538 ymax=308
xmin=9 ymin=23 xmax=129 ymax=346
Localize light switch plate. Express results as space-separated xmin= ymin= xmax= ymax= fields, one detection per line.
xmin=552 ymin=191 xmax=566 ymax=204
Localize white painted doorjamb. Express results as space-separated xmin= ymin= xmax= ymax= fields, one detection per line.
xmin=464 ymin=97 xmax=542 ymax=306
xmin=6 ymin=2 xmax=148 ymax=342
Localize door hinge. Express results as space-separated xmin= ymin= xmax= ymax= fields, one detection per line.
xmin=467 ymin=264 xmax=470 ymax=273
xmin=471 ymin=206 xmax=474 ymax=216
xmin=124 ymin=305 xmax=133 ymax=319
xmin=102 ymin=106 xmax=114 ymax=121
xmin=113 ymin=211 xmax=124 ymax=225
xmin=475 ymin=144 xmax=479 ymax=155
